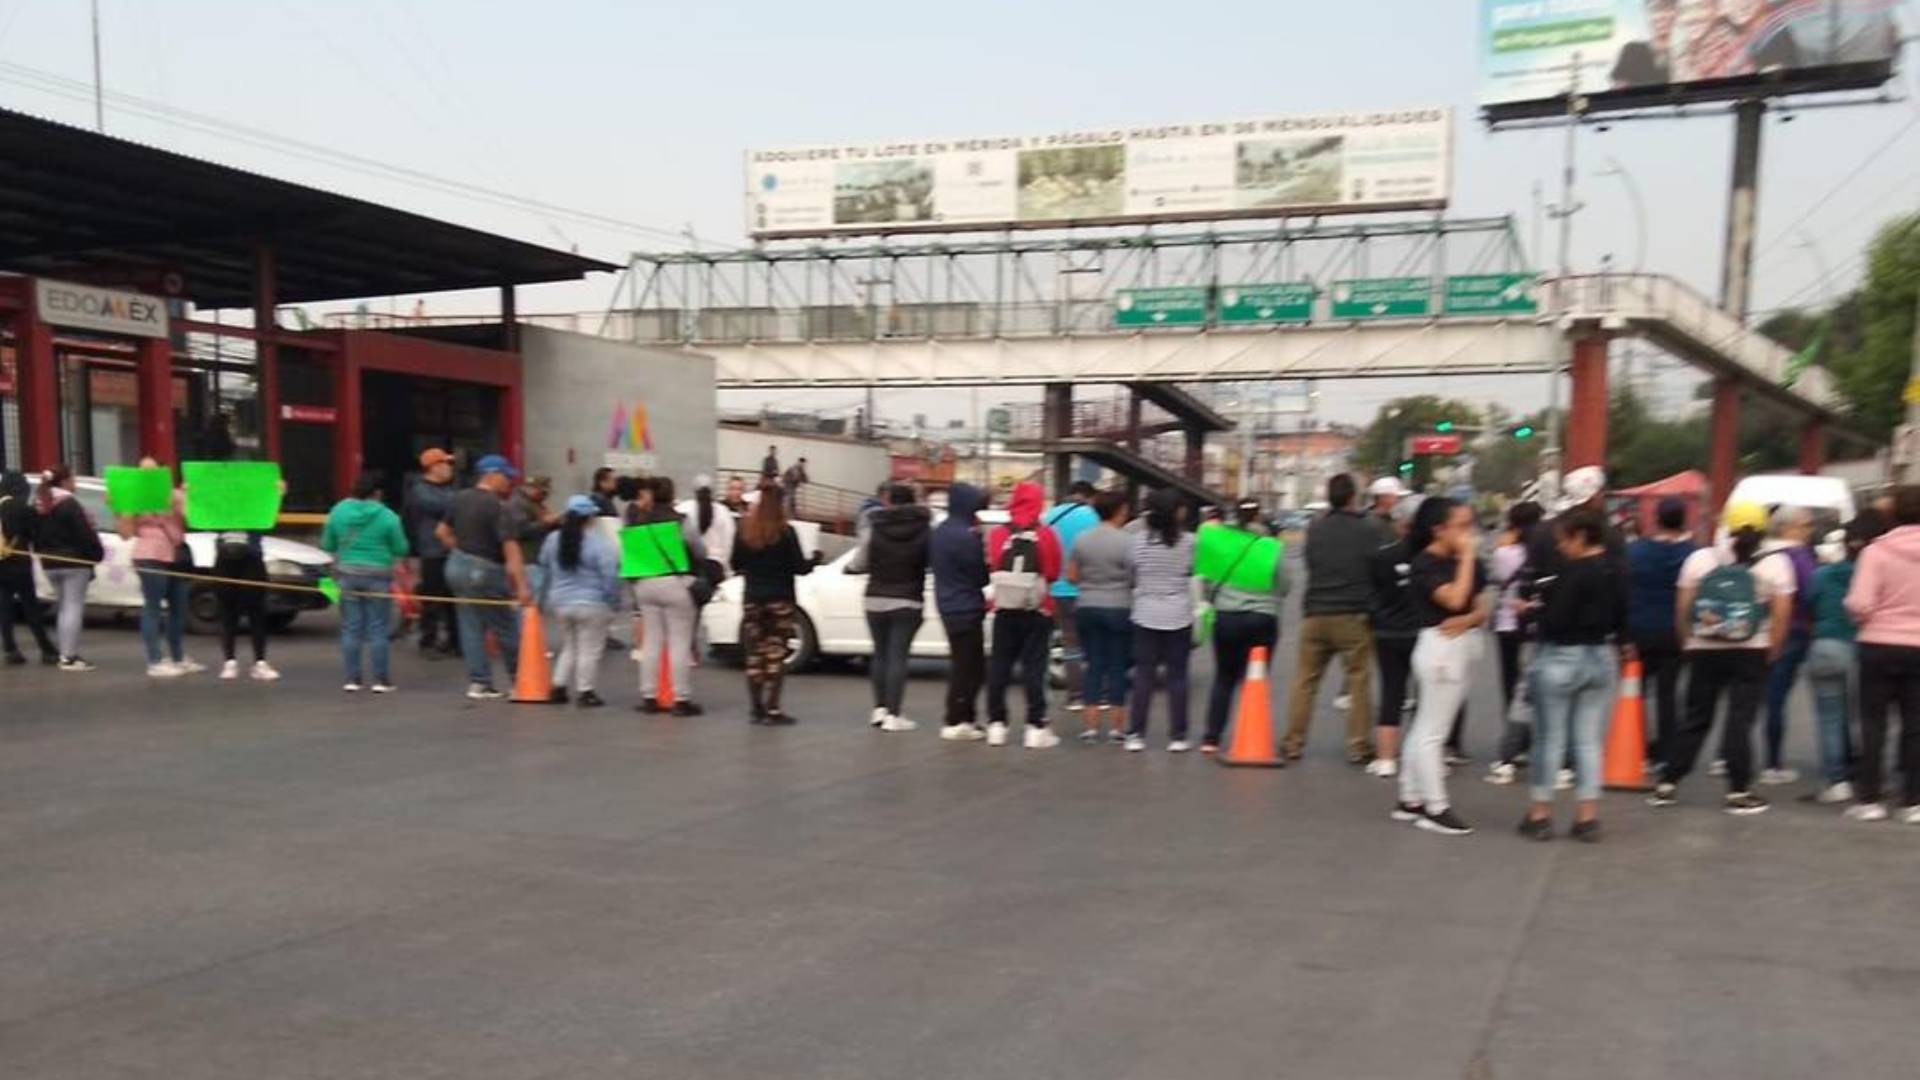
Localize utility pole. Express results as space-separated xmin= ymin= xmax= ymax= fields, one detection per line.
xmin=90 ymin=0 xmax=105 ymax=132
xmin=1543 ymin=54 xmax=1584 ymax=488
xmin=1719 ymin=99 xmax=1767 ymax=320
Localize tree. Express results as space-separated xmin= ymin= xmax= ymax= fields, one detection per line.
xmin=1827 ymin=214 xmax=1920 ymax=439
xmin=1352 ymin=396 xmax=1483 ymax=490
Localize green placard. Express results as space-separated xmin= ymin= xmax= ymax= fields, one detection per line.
xmin=1218 ymin=283 xmax=1315 ymax=325
xmin=1194 ymin=524 xmax=1283 ymax=593
xmin=181 ymin=461 xmax=283 ymax=530
xmin=1331 ymin=278 xmax=1432 ymax=321
xmin=1114 ymin=287 xmax=1209 ymax=328
xmin=1444 ymin=274 xmax=1538 ymax=317
xmin=317 ymin=577 xmax=341 ymax=605
xmin=620 ymin=522 xmax=691 ymax=579
xmin=105 ymin=466 xmax=174 ymax=515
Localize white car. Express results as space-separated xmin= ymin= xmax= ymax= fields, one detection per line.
xmin=703 ymin=509 xmax=1010 ymax=671
xmin=33 ymin=477 xmax=335 ymax=633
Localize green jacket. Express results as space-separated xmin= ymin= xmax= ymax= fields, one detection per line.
xmin=321 ymin=498 xmax=409 ymax=575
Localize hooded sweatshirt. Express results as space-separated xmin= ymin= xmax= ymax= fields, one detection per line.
xmin=33 ymin=486 xmax=103 ymax=565
xmin=321 ymin=497 xmax=411 ymax=577
xmin=0 ymin=471 xmax=37 ymax=572
xmin=931 ymin=483 xmax=990 ymax=624
xmin=853 ymin=503 xmax=933 ymax=604
xmin=1847 ymin=525 xmax=1920 ymax=648
xmin=986 ymin=483 xmax=1064 ymax=615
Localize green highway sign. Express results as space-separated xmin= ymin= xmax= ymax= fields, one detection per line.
xmin=1218 ymin=283 xmax=1316 ymax=325
xmin=1114 ymin=287 xmax=1209 ymax=328
xmin=1331 ymin=278 xmax=1432 ymax=321
xmin=1444 ymin=274 xmax=1539 ymax=317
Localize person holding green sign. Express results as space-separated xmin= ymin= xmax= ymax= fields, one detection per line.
xmin=625 ymin=476 xmax=709 ymax=716
xmin=120 ymin=458 xmax=201 ymax=678
xmin=1198 ymin=503 xmax=1290 ymax=755
xmin=322 ymin=470 xmax=411 ymax=693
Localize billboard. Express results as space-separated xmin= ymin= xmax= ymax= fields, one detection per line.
xmin=746 ymin=109 xmax=1452 ymax=239
xmin=1480 ymin=0 xmax=1902 ymax=119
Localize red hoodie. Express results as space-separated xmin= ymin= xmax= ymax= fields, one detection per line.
xmin=986 ymin=482 xmax=1063 ymax=614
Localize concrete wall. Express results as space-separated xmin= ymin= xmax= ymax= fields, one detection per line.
xmin=716 ymin=424 xmax=889 ymax=497
xmin=519 ymin=326 xmax=716 ymax=495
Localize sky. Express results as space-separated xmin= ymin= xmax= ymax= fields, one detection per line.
xmin=0 ymin=0 xmax=1915 ymax=430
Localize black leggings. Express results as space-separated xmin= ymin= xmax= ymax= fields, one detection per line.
xmin=217 ymin=558 xmax=268 ymax=663
xmin=1375 ymin=635 xmax=1414 ymax=729
xmin=0 ymin=566 xmax=55 ymax=658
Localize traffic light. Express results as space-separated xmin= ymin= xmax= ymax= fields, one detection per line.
xmin=1511 ymin=424 xmax=1535 ymax=441
xmin=1435 ymin=420 xmax=1455 ymax=434
xmin=1398 ymin=460 xmax=1415 ymax=475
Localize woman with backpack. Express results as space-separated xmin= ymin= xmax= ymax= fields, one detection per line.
xmin=730 ymin=483 xmax=815 ymax=725
xmin=1 ymin=469 xmax=58 ymax=666
xmin=34 ymin=465 xmax=105 ymax=672
xmin=122 ymin=458 xmax=201 ymax=678
xmin=539 ymin=495 xmax=623 ymax=708
xmin=1198 ymin=500 xmax=1290 ymax=756
xmin=1649 ymin=501 xmax=1795 ymax=815
xmin=1127 ymin=488 xmax=1196 ymax=753
xmin=849 ymin=484 xmax=933 ymax=733
xmin=984 ymin=482 xmax=1065 ymax=749
xmin=321 ymin=470 xmax=411 ymax=693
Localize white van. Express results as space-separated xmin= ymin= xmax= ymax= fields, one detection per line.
xmin=1725 ymin=474 xmax=1857 ymax=534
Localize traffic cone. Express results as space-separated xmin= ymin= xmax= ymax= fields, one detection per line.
xmin=511 ymin=606 xmax=556 ymax=704
xmin=1218 ymin=646 xmax=1284 ymax=768
xmin=1604 ymin=659 xmax=1652 ymax=791
xmin=656 ymin=642 xmax=677 ymax=710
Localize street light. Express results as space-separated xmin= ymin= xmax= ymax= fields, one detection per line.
xmin=1597 ymin=157 xmax=1647 ymax=275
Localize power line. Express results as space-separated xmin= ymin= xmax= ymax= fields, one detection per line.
xmin=1753 ymin=109 xmax=1920 ymax=266
xmin=0 ymin=59 xmax=717 ymax=249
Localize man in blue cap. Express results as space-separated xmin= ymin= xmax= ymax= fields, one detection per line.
xmin=434 ymin=453 xmax=533 ymax=700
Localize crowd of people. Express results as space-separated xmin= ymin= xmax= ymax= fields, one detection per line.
xmin=5 ymin=452 xmax=1919 ymax=844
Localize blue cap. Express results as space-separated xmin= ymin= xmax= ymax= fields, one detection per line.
xmin=565 ymin=494 xmax=598 ymax=516
xmin=474 ymin=454 xmax=518 ymax=480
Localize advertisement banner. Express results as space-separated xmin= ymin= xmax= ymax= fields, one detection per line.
xmin=1480 ymin=0 xmax=1902 ymax=112
xmin=747 ymin=108 xmax=1452 ymax=239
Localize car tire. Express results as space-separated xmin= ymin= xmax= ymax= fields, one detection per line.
xmin=787 ymin=611 xmax=818 ymax=673
xmin=187 ymin=585 xmax=222 ymax=636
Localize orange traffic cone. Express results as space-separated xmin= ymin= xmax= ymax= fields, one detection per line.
xmin=1604 ymin=659 xmax=1652 ymax=791
xmin=656 ymin=641 xmax=677 ymax=710
xmin=1218 ymin=646 xmax=1283 ymax=768
xmin=511 ymin=606 xmax=557 ymax=704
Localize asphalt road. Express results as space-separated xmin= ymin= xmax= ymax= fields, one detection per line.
xmin=2 ymin=607 xmax=1915 ymax=1080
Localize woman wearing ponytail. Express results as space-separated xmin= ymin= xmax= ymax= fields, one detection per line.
xmin=1650 ymin=502 xmax=1795 ymax=815
xmin=1126 ymin=488 xmax=1196 ymax=752
xmin=33 ymin=465 xmax=104 ymax=671
xmin=538 ymin=495 xmax=622 ymax=708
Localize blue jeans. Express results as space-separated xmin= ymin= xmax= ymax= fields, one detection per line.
xmin=136 ymin=562 xmax=188 ymax=664
xmin=1075 ymin=605 xmax=1133 ymax=708
xmin=446 ymin=552 xmax=518 ymax=688
xmin=1804 ymin=638 xmax=1855 ymax=786
xmin=1762 ymin=629 xmax=1810 ymax=770
xmin=338 ymin=573 xmax=395 ymax=685
xmin=1529 ymin=643 xmax=1618 ymax=802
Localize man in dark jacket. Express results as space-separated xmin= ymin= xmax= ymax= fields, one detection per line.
xmin=931 ymin=483 xmax=991 ymax=741
xmin=849 ymin=485 xmax=932 ymax=732
xmin=405 ymin=449 xmax=461 ymax=659
xmin=0 ymin=470 xmax=57 ymax=664
xmin=1283 ymin=474 xmax=1379 ymax=764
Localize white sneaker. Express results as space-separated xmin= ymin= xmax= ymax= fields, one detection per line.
xmin=940 ymin=723 xmax=986 ymax=742
xmin=879 ymin=714 xmax=918 ymax=733
xmin=1484 ymin=761 xmax=1517 ymax=785
xmin=175 ymin=657 xmax=206 ymax=675
xmin=870 ymin=707 xmax=890 ymax=729
xmin=1368 ymin=758 xmax=1401 ymax=779
xmin=342 ymin=682 xmax=363 ymax=693
xmin=1707 ymin=758 xmax=1728 ymax=777
xmin=1023 ymin=726 xmax=1061 ymax=750
xmin=1124 ymin=734 xmax=1146 ymax=752
xmin=147 ymin=661 xmax=182 ymax=679
xmin=1759 ymin=767 xmax=1800 ymax=786
xmin=57 ymin=656 xmax=95 ymax=672
xmin=466 ymin=682 xmax=504 ymax=701
xmin=1167 ymin=739 xmax=1191 ymax=753
xmin=370 ymin=684 xmax=396 ymax=694
xmin=1815 ymin=781 xmax=1855 ymax=805
xmin=250 ymin=661 xmax=280 ymax=682
xmin=1333 ymin=694 xmax=1352 ymax=712
xmin=1902 ymin=806 xmax=1920 ymax=827
xmin=985 ymin=722 xmax=1009 ymax=747
xmin=1845 ymin=803 xmax=1889 ymax=823
xmin=219 ymin=660 xmax=240 ymax=680
xmin=1556 ymin=768 xmax=1576 ymax=791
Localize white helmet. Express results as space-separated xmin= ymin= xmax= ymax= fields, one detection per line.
xmin=1369 ymin=476 xmax=1409 ymax=499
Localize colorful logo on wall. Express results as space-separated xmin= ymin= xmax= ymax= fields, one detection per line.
xmin=608 ymin=401 xmax=653 ymax=453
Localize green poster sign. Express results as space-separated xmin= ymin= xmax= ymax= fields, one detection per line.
xmin=104 ymin=466 xmax=174 ymax=515
xmin=1331 ymin=278 xmax=1432 ymax=321
xmin=1194 ymin=524 xmax=1284 ymax=593
xmin=1444 ymin=274 xmax=1539 ymax=317
xmin=182 ymin=461 xmax=283 ymax=531
xmin=1114 ymin=287 xmax=1209 ymax=328
xmin=620 ymin=522 xmax=691 ymax=579
xmin=1218 ymin=283 xmax=1316 ymax=325
xmin=317 ymin=577 xmax=342 ymax=605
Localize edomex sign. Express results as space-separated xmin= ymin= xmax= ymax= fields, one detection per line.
xmin=34 ymin=279 xmax=169 ymax=339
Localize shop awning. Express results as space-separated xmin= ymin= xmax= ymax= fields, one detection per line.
xmin=1613 ymin=470 xmax=1708 ymax=499
xmin=0 ymin=107 xmax=619 ymax=309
